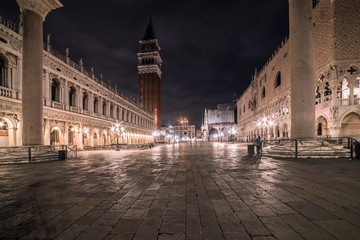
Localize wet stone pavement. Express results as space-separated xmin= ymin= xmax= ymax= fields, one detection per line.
xmin=1 ymin=143 xmax=360 ymax=240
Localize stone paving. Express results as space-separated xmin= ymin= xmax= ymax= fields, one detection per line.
xmin=1 ymin=143 xmax=360 ymax=240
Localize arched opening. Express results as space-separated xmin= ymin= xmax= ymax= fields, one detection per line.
xmin=0 ymin=118 xmax=9 ymax=147
xmin=94 ymin=131 xmax=99 ymax=146
xmin=110 ymin=104 xmax=114 ymax=118
xmin=68 ymin=125 xmax=76 ymax=145
xmin=282 ymin=124 xmax=289 ymax=138
xmin=0 ymin=56 xmax=6 ymax=87
xmin=103 ymin=132 xmax=107 ymax=145
xmin=261 ymin=86 xmax=266 ymax=98
xmin=69 ymin=86 xmax=76 ymax=107
xmin=275 ymin=126 xmax=280 ymax=138
xmin=94 ymin=97 xmax=98 ymax=113
xmin=209 ymin=128 xmax=219 ymax=142
xmin=51 ymin=79 xmax=60 ymax=102
xmin=341 ymin=112 xmax=360 ymax=137
xmin=102 ymin=102 xmax=107 ymax=116
xmin=316 ymin=116 xmax=328 ymax=137
xmin=82 ymin=92 xmax=88 ymax=110
xmin=83 ymin=129 xmax=89 ymax=146
xmin=275 ymin=72 xmax=281 ymax=88
xmin=317 ymin=123 xmax=322 ymax=136
xmin=116 ymin=107 xmax=119 ymax=120
xmin=50 ymin=127 xmax=60 ymax=145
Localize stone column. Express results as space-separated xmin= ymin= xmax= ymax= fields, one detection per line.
xmin=63 ymin=80 xmax=68 ymax=110
xmin=349 ymin=83 xmax=354 ymax=105
xmin=17 ymin=0 xmax=62 ymax=145
xmin=289 ymin=0 xmax=315 ymax=139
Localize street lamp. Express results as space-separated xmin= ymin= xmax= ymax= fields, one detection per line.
xmin=152 ymin=130 xmax=160 ymax=143
xmin=256 ymin=117 xmax=273 ymax=139
xmin=228 ymin=127 xmax=237 ymax=143
xmin=110 ymin=123 xmax=125 ymax=151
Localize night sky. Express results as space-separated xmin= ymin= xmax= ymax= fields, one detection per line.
xmin=1 ymin=0 xmax=289 ymax=128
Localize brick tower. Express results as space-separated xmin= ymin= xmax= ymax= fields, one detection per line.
xmin=138 ymin=14 xmax=162 ymax=129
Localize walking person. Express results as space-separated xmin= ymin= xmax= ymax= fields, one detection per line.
xmin=254 ymin=136 xmax=261 ymax=155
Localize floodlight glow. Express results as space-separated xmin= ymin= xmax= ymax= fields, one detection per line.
xmin=0 ymin=122 xmax=4 ymax=127
xmin=115 ymin=123 xmax=120 ymax=127
xmin=111 ymin=127 xmax=115 ymax=131
xmin=257 ymin=122 xmax=261 ymax=127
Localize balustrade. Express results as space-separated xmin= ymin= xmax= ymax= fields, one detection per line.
xmin=337 ymin=99 xmax=350 ymax=106
xmin=51 ymin=101 xmax=65 ymax=110
xmin=0 ymin=86 xmax=18 ymax=99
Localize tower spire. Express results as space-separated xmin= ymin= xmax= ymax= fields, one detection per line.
xmin=143 ymin=13 xmax=157 ymax=40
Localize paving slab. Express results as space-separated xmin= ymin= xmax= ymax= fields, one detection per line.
xmin=0 ymin=143 xmax=360 ymax=239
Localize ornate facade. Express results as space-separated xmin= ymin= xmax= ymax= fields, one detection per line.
xmin=202 ymin=103 xmax=236 ymax=142
xmin=236 ymin=0 xmax=360 ymax=141
xmin=0 ymin=15 xmax=154 ymax=148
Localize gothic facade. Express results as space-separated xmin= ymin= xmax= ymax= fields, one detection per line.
xmin=0 ymin=15 xmax=154 ymax=148
xmin=236 ymin=0 xmax=360 ymax=141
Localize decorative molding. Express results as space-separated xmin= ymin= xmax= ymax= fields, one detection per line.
xmin=16 ymin=0 xmax=63 ymax=21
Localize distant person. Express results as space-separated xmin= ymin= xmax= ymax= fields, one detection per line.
xmin=254 ymin=136 xmax=261 ymax=155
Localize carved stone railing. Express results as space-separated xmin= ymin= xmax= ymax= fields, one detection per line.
xmin=355 ymin=98 xmax=360 ymax=105
xmin=0 ymin=86 xmax=19 ymax=99
xmin=51 ymin=101 xmax=65 ymax=110
xmin=0 ymin=16 xmax=18 ymax=33
xmin=338 ymin=99 xmax=350 ymax=106
xmin=69 ymin=106 xmax=79 ymax=113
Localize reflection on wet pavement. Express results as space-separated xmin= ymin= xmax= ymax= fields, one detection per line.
xmin=1 ymin=142 xmax=360 ymax=239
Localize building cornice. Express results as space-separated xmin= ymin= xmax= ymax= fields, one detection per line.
xmin=16 ymin=0 xmax=63 ymax=21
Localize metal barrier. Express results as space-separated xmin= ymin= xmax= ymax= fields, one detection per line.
xmin=0 ymin=145 xmax=59 ymax=164
xmin=0 ymin=145 xmax=78 ymax=164
xmin=261 ymin=137 xmax=358 ymax=159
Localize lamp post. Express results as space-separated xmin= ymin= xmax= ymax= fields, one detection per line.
xmin=152 ymin=130 xmax=160 ymax=143
xmin=228 ymin=127 xmax=237 ymax=143
xmin=111 ymin=123 xmax=125 ymax=151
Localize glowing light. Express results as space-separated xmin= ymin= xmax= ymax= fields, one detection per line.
xmin=71 ymin=128 xmax=75 ymax=132
xmin=121 ymin=127 xmax=125 ymax=132
xmin=84 ymin=129 xmax=88 ymax=134
xmin=53 ymin=126 xmax=60 ymax=131
xmin=111 ymin=127 xmax=115 ymax=131
xmin=115 ymin=123 xmax=120 ymax=128
xmin=0 ymin=122 xmax=4 ymax=127
xmin=257 ymin=122 xmax=261 ymax=127
xmin=269 ymin=120 xmax=274 ymax=126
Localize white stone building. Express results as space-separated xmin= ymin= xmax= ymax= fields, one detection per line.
xmin=236 ymin=0 xmax=360 ymax=141
xmin=202 ymin=103 xmax=237 ymax=142
xmin=0 ymin=15 xmax=154 ymax=148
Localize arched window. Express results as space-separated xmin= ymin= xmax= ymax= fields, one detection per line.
xmin=103 ymin=102 xmax=107 ymax=116
xmin=69 ymin=86 xmax=76 ymax=107
xmin=110 ymin=104 xmax=114 ymax=118
xmin=261 ymin=87 xmax=266 ymax=98
xmin=94 ymin=97 xmax=98 ymax=113
xmin=0 ymin=57 xmax=6 ymax=87
xmin=51 ymin=79 xmax=60 ymax=102
xmin=116 ymin=107 xmax=119 ymax=120
xmin=82 ymin=92 xmax=88 ymax=110
xmin=122 ymin=109 xmax=125 ymax=121
xmin=275 ymin=72 xmax=281 ymax=88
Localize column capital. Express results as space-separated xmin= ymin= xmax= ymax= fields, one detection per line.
xmin=16 ymin=0 xmax=63 ymax=21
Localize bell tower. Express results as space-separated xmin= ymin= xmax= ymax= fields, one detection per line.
xmin=138 ymin=14 xmax=162 ymax=129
